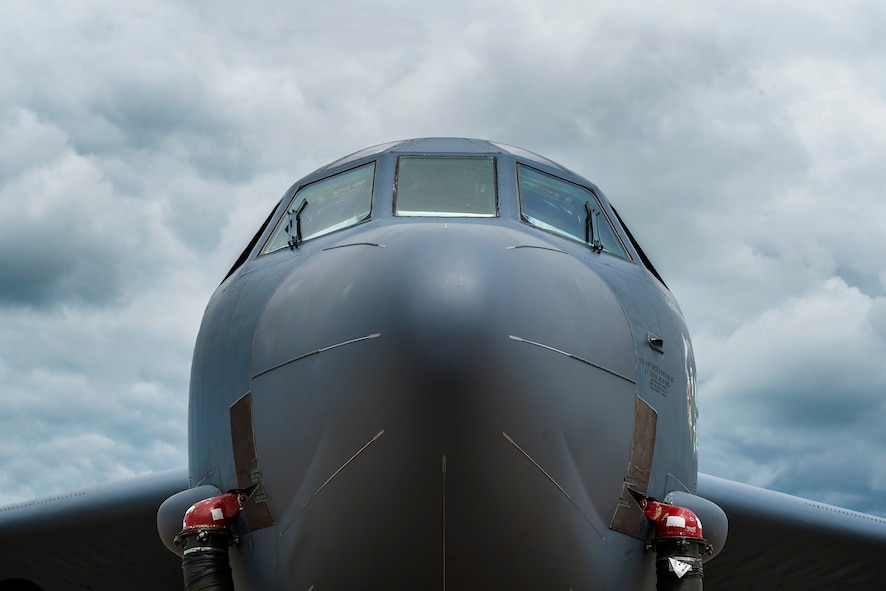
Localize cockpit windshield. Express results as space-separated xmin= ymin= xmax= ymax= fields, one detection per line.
xmin=261 ymin=162 xmax=375 ymax=254
xmin=517 ymin=165 xmax=629 ymax=258
xmin=394 ymin=157 xmax=497 ymax=217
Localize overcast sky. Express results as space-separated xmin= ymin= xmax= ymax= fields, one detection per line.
xmin=1 ymin=0 xmax=885 ymax=517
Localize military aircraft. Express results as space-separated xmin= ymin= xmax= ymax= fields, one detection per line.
xmin=1 ymin=138 xmax=884 ymax=590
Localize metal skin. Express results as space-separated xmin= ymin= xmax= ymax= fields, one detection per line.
xmin=187 ymin=139 xmax=699 ymax=590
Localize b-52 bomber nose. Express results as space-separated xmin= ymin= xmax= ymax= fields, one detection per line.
xmin=244 ymin=222 xmax=641 ymax=589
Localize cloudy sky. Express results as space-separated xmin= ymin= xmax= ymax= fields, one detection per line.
xmin=1 ymin=0 xmax=885 ymax=517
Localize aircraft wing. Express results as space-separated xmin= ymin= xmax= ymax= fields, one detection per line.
xmin=0 ymin=467 xmax=188 ymax=590
xmin=698 ymin=472 xmax=886 ymax=590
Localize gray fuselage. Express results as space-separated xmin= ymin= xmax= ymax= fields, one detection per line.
xmin=187 ymin=138 xmax=697 ymax=590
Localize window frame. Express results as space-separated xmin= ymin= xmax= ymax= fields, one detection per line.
xmin=516 ymin=163 xmax=631 ymax=260
xmin=393 ymin=156 xmax=499 ymax=218
xmin=259 ymin=161 xmax=377 ymax=255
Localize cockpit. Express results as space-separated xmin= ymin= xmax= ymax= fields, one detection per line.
xmin=258 ymin=145 xmax=630 ymax=261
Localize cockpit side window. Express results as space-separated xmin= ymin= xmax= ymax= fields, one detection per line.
xmin=394 ymin=156 xmax=497 ymax=217
xmin=261 ymin=162 xmax=375 ymax=254
xmin=517 ymin=165 xmax=629 ymax=259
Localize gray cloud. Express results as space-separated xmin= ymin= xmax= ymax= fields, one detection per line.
xmin=1 ymin=0 xmax=885 ymax=520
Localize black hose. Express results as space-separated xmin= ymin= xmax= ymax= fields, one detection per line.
xmin=651 ymin=537 xmax=706 ymax=591
xmin=180 ymin=531 xmax=236 ymax=591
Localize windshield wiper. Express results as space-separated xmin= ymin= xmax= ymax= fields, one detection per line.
xmin=584 ymin=201 xmax=603 ymax=251
xmin=288 ymin=200 xmax=309 ymax=249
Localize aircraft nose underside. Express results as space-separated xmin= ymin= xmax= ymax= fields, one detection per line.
xmin=244 ymin=223 xmax=642 ymax=589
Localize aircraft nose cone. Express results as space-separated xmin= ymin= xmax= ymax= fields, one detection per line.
xmin=248 ymin=223 xmax=640 ymax=589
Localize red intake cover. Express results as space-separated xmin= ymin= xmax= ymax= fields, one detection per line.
xmin=181 ymin=492 xmax=243 ymax=533
xmin=642 ymin=499 xmax=704 ymax=539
